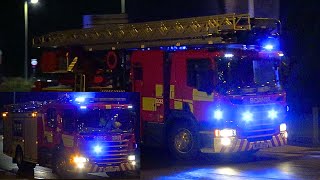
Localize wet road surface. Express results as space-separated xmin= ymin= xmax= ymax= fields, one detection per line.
xmin=141 ymin=145 xmax=320 ymax=180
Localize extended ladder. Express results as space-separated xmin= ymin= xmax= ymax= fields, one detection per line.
xmin=33 ymin=13 xmax=252 ymax=50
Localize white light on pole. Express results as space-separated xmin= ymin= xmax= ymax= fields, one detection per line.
xmin=24 ymin=0 xmax=38 ymax=80
xmin=31 ymin=0 xmax=39 ymax=4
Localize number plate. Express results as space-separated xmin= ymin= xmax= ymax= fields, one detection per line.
xmin=104 ymin=166 xmax=120 ymax=172
xmin=253 ymin=142 xmax=269 ymax=150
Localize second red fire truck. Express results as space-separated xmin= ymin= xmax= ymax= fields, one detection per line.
xmin=32 ymin=13 xmax=288 ymax=159
xmin=3 ymin=94 xmax=138 ymax=176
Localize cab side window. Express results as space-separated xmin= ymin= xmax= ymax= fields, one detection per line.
xmin=63 ymin=109 xmax=74 ymax=133
xmin=187 ymin=59 xmax=214 ymax=93
xmin=47 ymin=108 xmax=57 ymax=128
xmin=13 ymin=121 xmax=23 ymax=137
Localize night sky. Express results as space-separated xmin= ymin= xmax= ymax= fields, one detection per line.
xmin=0 ymin=0 xmax=319 ymax=106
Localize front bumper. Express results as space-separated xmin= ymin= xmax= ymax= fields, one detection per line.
xmin=200 ymin=132 xmax=287 ymax=154
xmin=69 ymin=162 xmax=136 ymax=173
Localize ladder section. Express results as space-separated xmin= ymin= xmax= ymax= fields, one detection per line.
xmin=33 ymin=14 xmax=251 ymax=49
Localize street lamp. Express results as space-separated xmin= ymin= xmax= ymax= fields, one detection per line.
xmin=24 ymin=0 xmax=38 ymax=80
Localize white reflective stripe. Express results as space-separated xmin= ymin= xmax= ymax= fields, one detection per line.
xmin=93 ymin=165 xmax=98 ymax=172
xmin=278 ymin=134 xmax=284 ymax=145
xmin=233 ymin=139 xmax=241 ymax=152
xmin=127 ymin=163 xmax=132 ymax=171
xmin=248 ymin=142 xmax=253 ymax=150
xmin=273 ymin=136 xmax=279 ymax=146
xmin=267 ymin=140 xmax=273 ymax=148
xmin=241 ymin=141 xmax=248 ymax=151
xmin=87 ymin=164 xmax=92 ymax=172
xmin=121 ymin=164 xmax=126 ymax=171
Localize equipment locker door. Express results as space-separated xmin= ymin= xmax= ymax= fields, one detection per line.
xmin=3 ymin=113 xmax=13 ymax=156
xmin=23 ymin=115 xmax=38 ymax=162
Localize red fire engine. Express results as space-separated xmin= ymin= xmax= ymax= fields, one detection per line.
xmin=2 ymin=95 xmax=138 ymax=176
xmin=32 ymin=13 xmax=288 ymax=159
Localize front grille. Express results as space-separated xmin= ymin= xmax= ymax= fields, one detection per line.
xmin=236 ymin=104 xmax=281 ymax=141
xmin=82 ymin=140 xmax=130 ymax=165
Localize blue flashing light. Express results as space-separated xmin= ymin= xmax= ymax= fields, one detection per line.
xmin=75 ymin=97 xmax=86 ymax=103
xmin=94 ymin=145 xmax=102 ymax=153
xmin=242 ymin=111 xmax=253 ymax=121
xmin=268 ymin=109 xmax=278 ymax=120
xmin=278 ymin=53 xmax=284 ymax=57
xmin=213 ymin=110 xmax=223 ymax=120
xmin=264 ymin=44 xmax=274 ymax=50
xmin=80 ymin=106 xmax=87 ymax=109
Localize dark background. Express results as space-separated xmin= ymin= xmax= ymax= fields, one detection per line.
xmin=0 ymin=0 xmax=319 ymax=109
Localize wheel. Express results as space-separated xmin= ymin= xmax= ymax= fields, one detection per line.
xmin=168 ymin=121 xmax=199 ymax=160
xmin=52 ymin=151 xmax=69 ymax=178
xmin=16 ymin=148 xmax=35 ymax=170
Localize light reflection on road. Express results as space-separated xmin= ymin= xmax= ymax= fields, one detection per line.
xmin=155 ymin=165 xmax=298 ymax=180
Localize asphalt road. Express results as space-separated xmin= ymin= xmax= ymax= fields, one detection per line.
xmin=141 ymin=145 xmax=320 ymax=180
xmin=0 ymin=136 xmax=139 ymax=179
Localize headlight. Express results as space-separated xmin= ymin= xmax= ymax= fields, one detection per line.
xmin=213 ymin=110 xmax=223 ymax=120
xmin=128 ymin=155 xmax=135 ymax=161
xmin=242 ymin=111 xmax=253 ymax=121
xmin=215 ymin=129 xmax=236 ymax=137
xmin=73 ymin=156 xmax=88 ymax=169
xmin=73 ymin=156 xmax=88 ymax=163
xmin=280 ymin=123 xmax=287 ymax=132
xmin=221 ymin=138 xmax=231 ymax=146
xmin=268 ymin=109 xmax=278 ymax=120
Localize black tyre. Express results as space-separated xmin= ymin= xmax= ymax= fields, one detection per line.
xmin=168 ymin=121 xmax=199 ymax=160
xmin=52 ymin=151 xmax=69 ymax=178
xmin=16 ymin=148 xmax=35 ymax=170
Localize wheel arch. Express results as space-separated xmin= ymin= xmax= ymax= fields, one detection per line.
xmin=165 ymin=109 xmax=198 ymax=138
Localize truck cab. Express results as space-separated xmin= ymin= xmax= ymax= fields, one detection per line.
xmin=3 ymin=95 xmax=139 ymax=177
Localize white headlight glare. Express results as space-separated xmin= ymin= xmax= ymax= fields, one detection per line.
xmin=221 ymin=138 xmax=231 ymax=146
xmin=220 ymin=129 xmax=236 ymax=137
xmin=74 ymin=156 xmax=87 ymax=163
xmin=214 ymin=110 xmax=223 ymax=120
xmin=242 ymin=111 xmax=253 ymax=121
xmin=128 ymin=155 xmax=135 ymax=161
xmin=280 ymin=123 xmax=287 ymax=132
xmin=268 ymin=109 xmax=278 ymax=120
